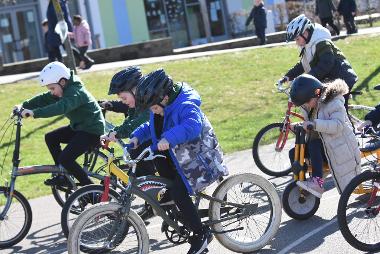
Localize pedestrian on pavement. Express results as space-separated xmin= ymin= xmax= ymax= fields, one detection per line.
xmin=46 ymin=0 xmax=73 ymax=62
xmin=315 ymin=0 xmax=340 ymax=35
xmin=71 ymin=15 xmax=94 ymax=70
xmin=338 ymin=0 xmax=358 ymax=34
xmin=245 ymin=0 xmax=267 ymax=45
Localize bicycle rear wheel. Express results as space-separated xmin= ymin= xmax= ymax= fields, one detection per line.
xmin=0 ymin=186 xmax=32 ymax=248
xmin=252 ymin=122 xmax=295 ymax=176
xmin=61 ymin=184 xmax=120 ymax=238
xmin=52 ymin=151 xmax=109 ymax=207
xmin=209 ymin=173 xmax=282 ymax=253
xmin=337 ymin=170 xmax=380 ymax=252
xmin=67 ymin=202 xmax=149 ymax=254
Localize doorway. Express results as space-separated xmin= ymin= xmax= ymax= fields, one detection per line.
xmin=0 ymin=5 xmax=43 ymax=64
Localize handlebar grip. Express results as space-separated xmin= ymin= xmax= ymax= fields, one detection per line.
xmin=101 ymin=139 xmax=110 ymax=149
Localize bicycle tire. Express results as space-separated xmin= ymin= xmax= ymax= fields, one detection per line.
xmin=252 ymin=122 xmax=294 ymax=177
xmin=61 ymin=184 xmax=120 ymax=238
xmin=337 ymin=170 xmax=380 ymax=252
xmin=0 ymin=186 xmax=32 ymax=248
xmin=209 ymin=173 xmax=282 ymax=253
xmin=67 ymin=202 xmax=149 ymax=254
xmin=282 ymin=181 xmax=320 ymax=220
xmin=51 ymin=151 xmax=108 ymax=207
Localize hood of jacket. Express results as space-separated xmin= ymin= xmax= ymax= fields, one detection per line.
xmin=164 ymin=82 xmax=201 ymax=115
xmin=320 ymin=79 xmax=349 ymax=104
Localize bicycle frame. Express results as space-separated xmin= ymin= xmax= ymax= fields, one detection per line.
xmin=101 ymin=146 xmax=249 ymax=235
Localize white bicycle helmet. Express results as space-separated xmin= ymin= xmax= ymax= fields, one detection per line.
xmin=286 ymin=14 xmax=313 ymax=42
xmin=39 ymin=61 xmax=71 ymax=86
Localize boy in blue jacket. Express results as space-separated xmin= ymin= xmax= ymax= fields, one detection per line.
xmin=130 ymin=68 xmax=228 ymax=254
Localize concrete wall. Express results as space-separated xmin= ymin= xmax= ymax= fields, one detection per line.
xmin=0 ymin=38 xmax=173 ymax=76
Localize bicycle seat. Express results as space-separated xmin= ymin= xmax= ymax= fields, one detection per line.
xmin=360 ymin=138 xmax=380 ymax=152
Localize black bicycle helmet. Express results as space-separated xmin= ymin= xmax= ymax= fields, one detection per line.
xmin=135 ymin=68 xmax=173 ymax=111
xmin=108 ymin=66 xmax=142 ymax=95
xmin=290 ymin=74 xmax=323 ymax=106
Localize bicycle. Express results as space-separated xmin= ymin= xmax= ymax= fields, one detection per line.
xmin=337 ymin=130 xmax=380 ymax=252
xmin=282 ymin=124 xmax=379 ymax=220
xmin=252 ymin=80 xmax=374 ymax=177
xmin=0 ymin=108 xmax=124 ymax=248
xmin=67 ymin=144 xmax=282 ymax=253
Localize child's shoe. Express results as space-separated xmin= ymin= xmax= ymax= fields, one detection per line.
xmin=296 ymin=177 xmax=324 ymax=198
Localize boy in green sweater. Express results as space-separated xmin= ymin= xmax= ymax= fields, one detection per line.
xmin=18 ymin=61 xmax=105 ymax=186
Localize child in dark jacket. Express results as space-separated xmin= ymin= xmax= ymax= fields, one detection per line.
xmin=19 ymin=61 xmax=105 ymax=186
xmin=130 ymin=68 xmax=228 ymax=254
xmin=245 ymin=0 xmax=267 ymax=45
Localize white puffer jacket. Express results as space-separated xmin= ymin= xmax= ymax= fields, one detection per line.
xmin=302 ymin=79 xmax=361 ymax=193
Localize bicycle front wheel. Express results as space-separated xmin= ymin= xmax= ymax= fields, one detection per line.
xmin=209 ymin=173 xmax=282 ymax=253
xmin=67 ymin=202 xmax=149 ymax=254
xmin=337 ymin=170 xmax=380 ymax=252
xmin=0 ymin=186 xmax=32 ymax=248
xmin=61 ymin=184 xmax=120 ymax=238
xmin=252 ymin=122 xmax=295 ymax=176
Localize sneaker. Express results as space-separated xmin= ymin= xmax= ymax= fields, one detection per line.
xmin=296 ymin=177 xmax=324 ymax=198
xmin=187 ymin=227 xmax=211 ymax=254
xmin=44 ymin=175 xmax=71 ymax=187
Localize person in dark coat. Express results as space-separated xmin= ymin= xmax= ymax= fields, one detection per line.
xmin=315 ymin=0 xmax=340 ymax=35
xmin=245 ymin=0 xmax=267 ymax=45
xmin=46 ymin=0 xmax=73 ymax=62
xmin=338 ymin=0 xmax=358 ymax=34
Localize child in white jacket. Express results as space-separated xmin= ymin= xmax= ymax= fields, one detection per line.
xmin=289 ymin=74 xmax=361 ymax=197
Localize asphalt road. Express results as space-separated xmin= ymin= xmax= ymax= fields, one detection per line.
xmin=3 ymin=149 xmax=367 ymax=254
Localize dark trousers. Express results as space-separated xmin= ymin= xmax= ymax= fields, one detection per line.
xmin=289 ymin=138 xmax=327 ymax=178
xmin=47 ymin=45 xmax=63 ymax=62
xmin=72 ymin=46 xmax=94 ymax=66
xmin=343 ymin=15 xmax=357 ymax=34
xmin=45 ymin=125 xmax=100 ymax=185
xmin=153 ymin=153 xmax=203 ymax=233
xmin=255 ymin=26 xmax=266 ymax=45
xmin=320 ymin=17 xmax=340 ymax=35
xmin=129 ymin=141 xmax=156 ymax=177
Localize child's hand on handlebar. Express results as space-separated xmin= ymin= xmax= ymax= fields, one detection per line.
xmin=129 ymin=137 xmax=138 ymax=149
xmin=278 ymin=76 xmax=289 ymax=85
xmin=21 ymin=109 xmax=33 ymax=118
xmin=157 ymin=138 xmax=170 ymax=151
xmin=357 ymin=120 xmax=372 ymax=131
xmin=303 ymin=121 xmax=315 ymax=131
xmin=99 ymin=100 xmax=113 ymax=109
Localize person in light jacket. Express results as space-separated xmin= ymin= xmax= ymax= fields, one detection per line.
xmin=72 ymin=15 xmax=94 ymax=69
xmin=289 ymin=74 xmax=361 ymax=197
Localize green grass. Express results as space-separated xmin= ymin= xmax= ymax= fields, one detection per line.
xmin=0 ymin=34 xmax=379 ymax=199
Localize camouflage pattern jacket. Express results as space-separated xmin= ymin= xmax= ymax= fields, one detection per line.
xmin=132 ymin=83 xmax=228 ymax=194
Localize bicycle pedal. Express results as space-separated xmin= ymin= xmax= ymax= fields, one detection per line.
xmin=201 ymin=248 xmax=209 ymax=254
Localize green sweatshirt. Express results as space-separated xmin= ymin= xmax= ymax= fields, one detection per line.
xmin=113 ymin=108 xmax=149 ymax=139
xmin=22 ymin=72 xmax=105 ymax=136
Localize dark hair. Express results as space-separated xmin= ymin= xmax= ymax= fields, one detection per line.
xmin=73 ymin=15 xmax=82 ymax=22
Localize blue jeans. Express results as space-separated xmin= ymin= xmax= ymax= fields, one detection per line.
xmin=289 ymin=138 xmax=327 ymax=178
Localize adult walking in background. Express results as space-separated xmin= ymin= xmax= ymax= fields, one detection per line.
xmin=245 ymin=0 xmax=267 ymax=45
xmin=315 ymin=0 xmax=340 ymax=35
xmin=338 ymin=0 xmax=358 ymax=34
xmin=46 ymin=0 xmax=73 ymax=62
xmin=71 ymin=15 xmax=94 ymax=70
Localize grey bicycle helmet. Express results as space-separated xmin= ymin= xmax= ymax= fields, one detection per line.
xmin=108 ymin=66 xmax=142 ymax=95
xmin=135 ymin=68 xmax=173 ymax=111
xmin=290 ymin=74 xmax=323 ymax=106
xmin=286 ymin=14 xmax=314 ymax=42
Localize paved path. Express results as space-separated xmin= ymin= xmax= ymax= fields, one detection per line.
xmin=3 ymin=148 xmax=367 ymax=254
